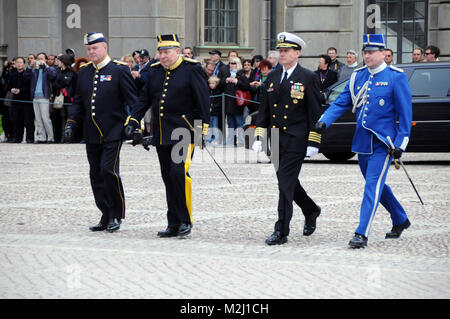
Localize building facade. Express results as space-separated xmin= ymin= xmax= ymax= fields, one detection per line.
xmin=0 ymin=0 xmax=448 ymax=70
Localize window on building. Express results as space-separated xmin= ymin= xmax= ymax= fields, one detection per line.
xmin=205 ymin=0 xmax=238 ymax=44
xmin=366 ymin=0 xmax=427 ymax=64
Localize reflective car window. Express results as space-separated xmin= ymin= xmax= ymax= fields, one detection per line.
xmin=409 ymin=67 xmax=450 ymax=97
xmin=328 ymin=80 xmax=348 ymax=103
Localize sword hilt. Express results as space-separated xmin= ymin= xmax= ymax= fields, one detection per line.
xmin=387 ymin=136 xmax=400 ymax=170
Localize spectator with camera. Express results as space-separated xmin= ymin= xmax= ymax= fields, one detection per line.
xmin=7 ymin=57 xmax=33 ymax=143
xmin=29 ymin=52 xmax=57 ymax=143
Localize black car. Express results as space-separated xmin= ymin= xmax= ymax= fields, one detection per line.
xmin=244 ymin=62 xmax=450 ymax=162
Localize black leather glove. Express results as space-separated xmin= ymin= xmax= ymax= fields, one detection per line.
xmin=314 ymin=121 xmax=326 ymax=133
xmin=142 ymin=135 xmax=153 ymax=151
xmin=124 ymin=121 xmax=138 ymax=140
xmin=131 ymin=130 xmax=143 ymax=146
xmin=63 ymin=125 xmax=75 ymax=143
xmin=390 ymin=147 xmax=403 ymax=159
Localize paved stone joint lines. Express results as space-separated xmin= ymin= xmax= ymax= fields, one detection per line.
xmin=0 ymin=144 xmax=449 ymax=298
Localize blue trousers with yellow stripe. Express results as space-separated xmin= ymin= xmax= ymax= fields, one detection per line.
xmin=156 ymin=143 xmax=194 ymax=228
xmin=356 ymin=138 xmax=408 ymax=238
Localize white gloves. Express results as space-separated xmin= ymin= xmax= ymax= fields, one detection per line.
xmin=306 ymin=146 xmax=319 ymax=158
xmin=252 ymin=140 xmax=262 ymax=152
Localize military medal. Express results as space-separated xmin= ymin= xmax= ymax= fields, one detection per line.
xmin=291 ymin=82 xmax=304 ymax=99
xmin=379 ymin=98 xmax=385 ymax=106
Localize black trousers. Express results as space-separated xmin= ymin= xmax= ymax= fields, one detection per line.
xmin=11 ymin=102 xmax=35 ymax=142
xmin=86 ymin=141 xmax=125 ymax=222
xmin=156 ymin=143 xmax=195 ymax=228
xmin=274 ymin=134 xmax=319 ymax=236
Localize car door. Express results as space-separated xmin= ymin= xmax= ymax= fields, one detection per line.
xmin=408 ymin=65 xmax=450 ymax=152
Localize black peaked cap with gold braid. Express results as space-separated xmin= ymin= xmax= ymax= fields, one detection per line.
xmin=157 ymin=34 xmax=181 ymax=50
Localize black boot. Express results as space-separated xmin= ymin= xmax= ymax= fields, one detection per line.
xmin=348 ymin=233 xmax=368 ymax=249
xmin=89 ymin=215 xmax=109 ymax=231
xmin=385 ymin=218 xmax=411 ymax=239
xmin=265 ymin=231 xmax=288 ymax=245
xmin=157 ymin=226 xmax=179 ymax=238
xmin=106 ymin=218 xmax=121 ymax=232
xmin=177 ymin=223 xmax=192 ymax=236
xmin=303 ymin=206 xmax=321 ymax=236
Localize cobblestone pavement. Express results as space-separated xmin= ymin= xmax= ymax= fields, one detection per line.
xmin=0 ymin=143 xmax=449 ymax=299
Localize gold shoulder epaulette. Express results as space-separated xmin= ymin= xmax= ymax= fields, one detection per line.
xmin=184 ymin=57 xmax=199 ymax=64
xmin=389 ymin=65 xmax=404 ymax=73
xmin=114 ymin=60 xmax=127 ymax=66
xmin=151 ymin=61 xmax=161 ymax=68
xmin=80 ymin=61 xmax=93 ymax=68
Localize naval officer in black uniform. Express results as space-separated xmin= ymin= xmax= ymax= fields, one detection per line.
xmin=64 ymin=32 xmax=138 ymax=232
xmin=124 ymin=34 xmax=210 ymax=238
xmin=252 ymin=32 xmax=323 ymax=245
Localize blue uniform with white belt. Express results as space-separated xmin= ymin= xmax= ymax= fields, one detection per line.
xmin=319 ymin=61 xmax=412 ymax=238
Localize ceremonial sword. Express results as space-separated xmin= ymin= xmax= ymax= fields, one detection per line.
xmin=182 ymin=115 xmax=232 ymax=184
xmin=387 ymin=136 xmax=425 ymax=206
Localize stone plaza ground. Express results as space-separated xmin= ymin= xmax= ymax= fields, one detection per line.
xmin=0 ymin=143 xmax=449 ymax=299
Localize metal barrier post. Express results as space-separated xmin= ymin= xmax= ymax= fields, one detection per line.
xmin=221 ymin=93 xmax=226 ymax=145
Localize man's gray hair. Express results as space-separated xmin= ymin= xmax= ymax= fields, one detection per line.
xmin=347 ymin=50 xmax=358 ymax=58
xmin=267 ymin=50 xmax=280 ymax=59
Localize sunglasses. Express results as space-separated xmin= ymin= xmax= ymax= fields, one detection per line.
xmin=425 ymin=52 xmax=432 ymax=55
xmin=229 ymin=62 xmax=237 ymax=64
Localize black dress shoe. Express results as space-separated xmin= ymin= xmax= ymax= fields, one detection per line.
xmin=89 ymin=223 xmax=107 ymax=232
xmin=157 ymin=226 xmax=179 ymax=238
xmin=385 ymin=218 xmax=411 ymax=239
xmin=106 ymin=218 xmax=121 ymax=232
xmin=348 ymin=233 xmax=368 ymax=248
xmin=265 ymin=231 xmax=288 ymax=245
xmin=178 ymin=223 xmax=192 ymax=236
xmin=303 ymin=206 xmax=321 ymax=236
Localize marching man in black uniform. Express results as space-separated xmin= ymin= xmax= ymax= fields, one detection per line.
xmin=252 ymin=32 xmax=323 ymax=245
xmin=124 ymin=34 xmax=210 ymax=238
xmin=64 ymin=32 xmax=138 ymax=232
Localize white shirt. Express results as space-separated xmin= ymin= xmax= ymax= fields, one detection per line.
xmin=280 ymin=64 xmax=297 ymax=83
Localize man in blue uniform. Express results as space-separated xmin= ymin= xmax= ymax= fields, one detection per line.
xmin=64 ymin=32 xmax=138 ymax=232
xmin=124 ymin=34 xmax=210 ymax=238
xmin=252 ymin=32 xmax=323 ymax=245
xmin=315 ymin=34 xmax=413 ymax=248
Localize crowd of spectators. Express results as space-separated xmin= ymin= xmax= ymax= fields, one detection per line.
xmin=0 ymin=43 xmax=443 ymax=145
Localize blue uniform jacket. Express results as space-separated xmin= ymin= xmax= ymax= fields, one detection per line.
xmin=319 ymin=62 xmax=412 ymax=154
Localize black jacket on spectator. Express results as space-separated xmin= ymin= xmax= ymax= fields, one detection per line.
xmin=7 ymin=68 xmax=32 ymax=104
xmin=53 ymin=68 xmax=77 ymax=102
xmin=6 ymin=68 xmax=34 ymax=142
xmin=218 ymin=66 xmax=250 ymax=116
xmin=209 ymin=87 xmax=222 ymax=117
xmin=314 ymin=69 xmax=338 ymax=92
